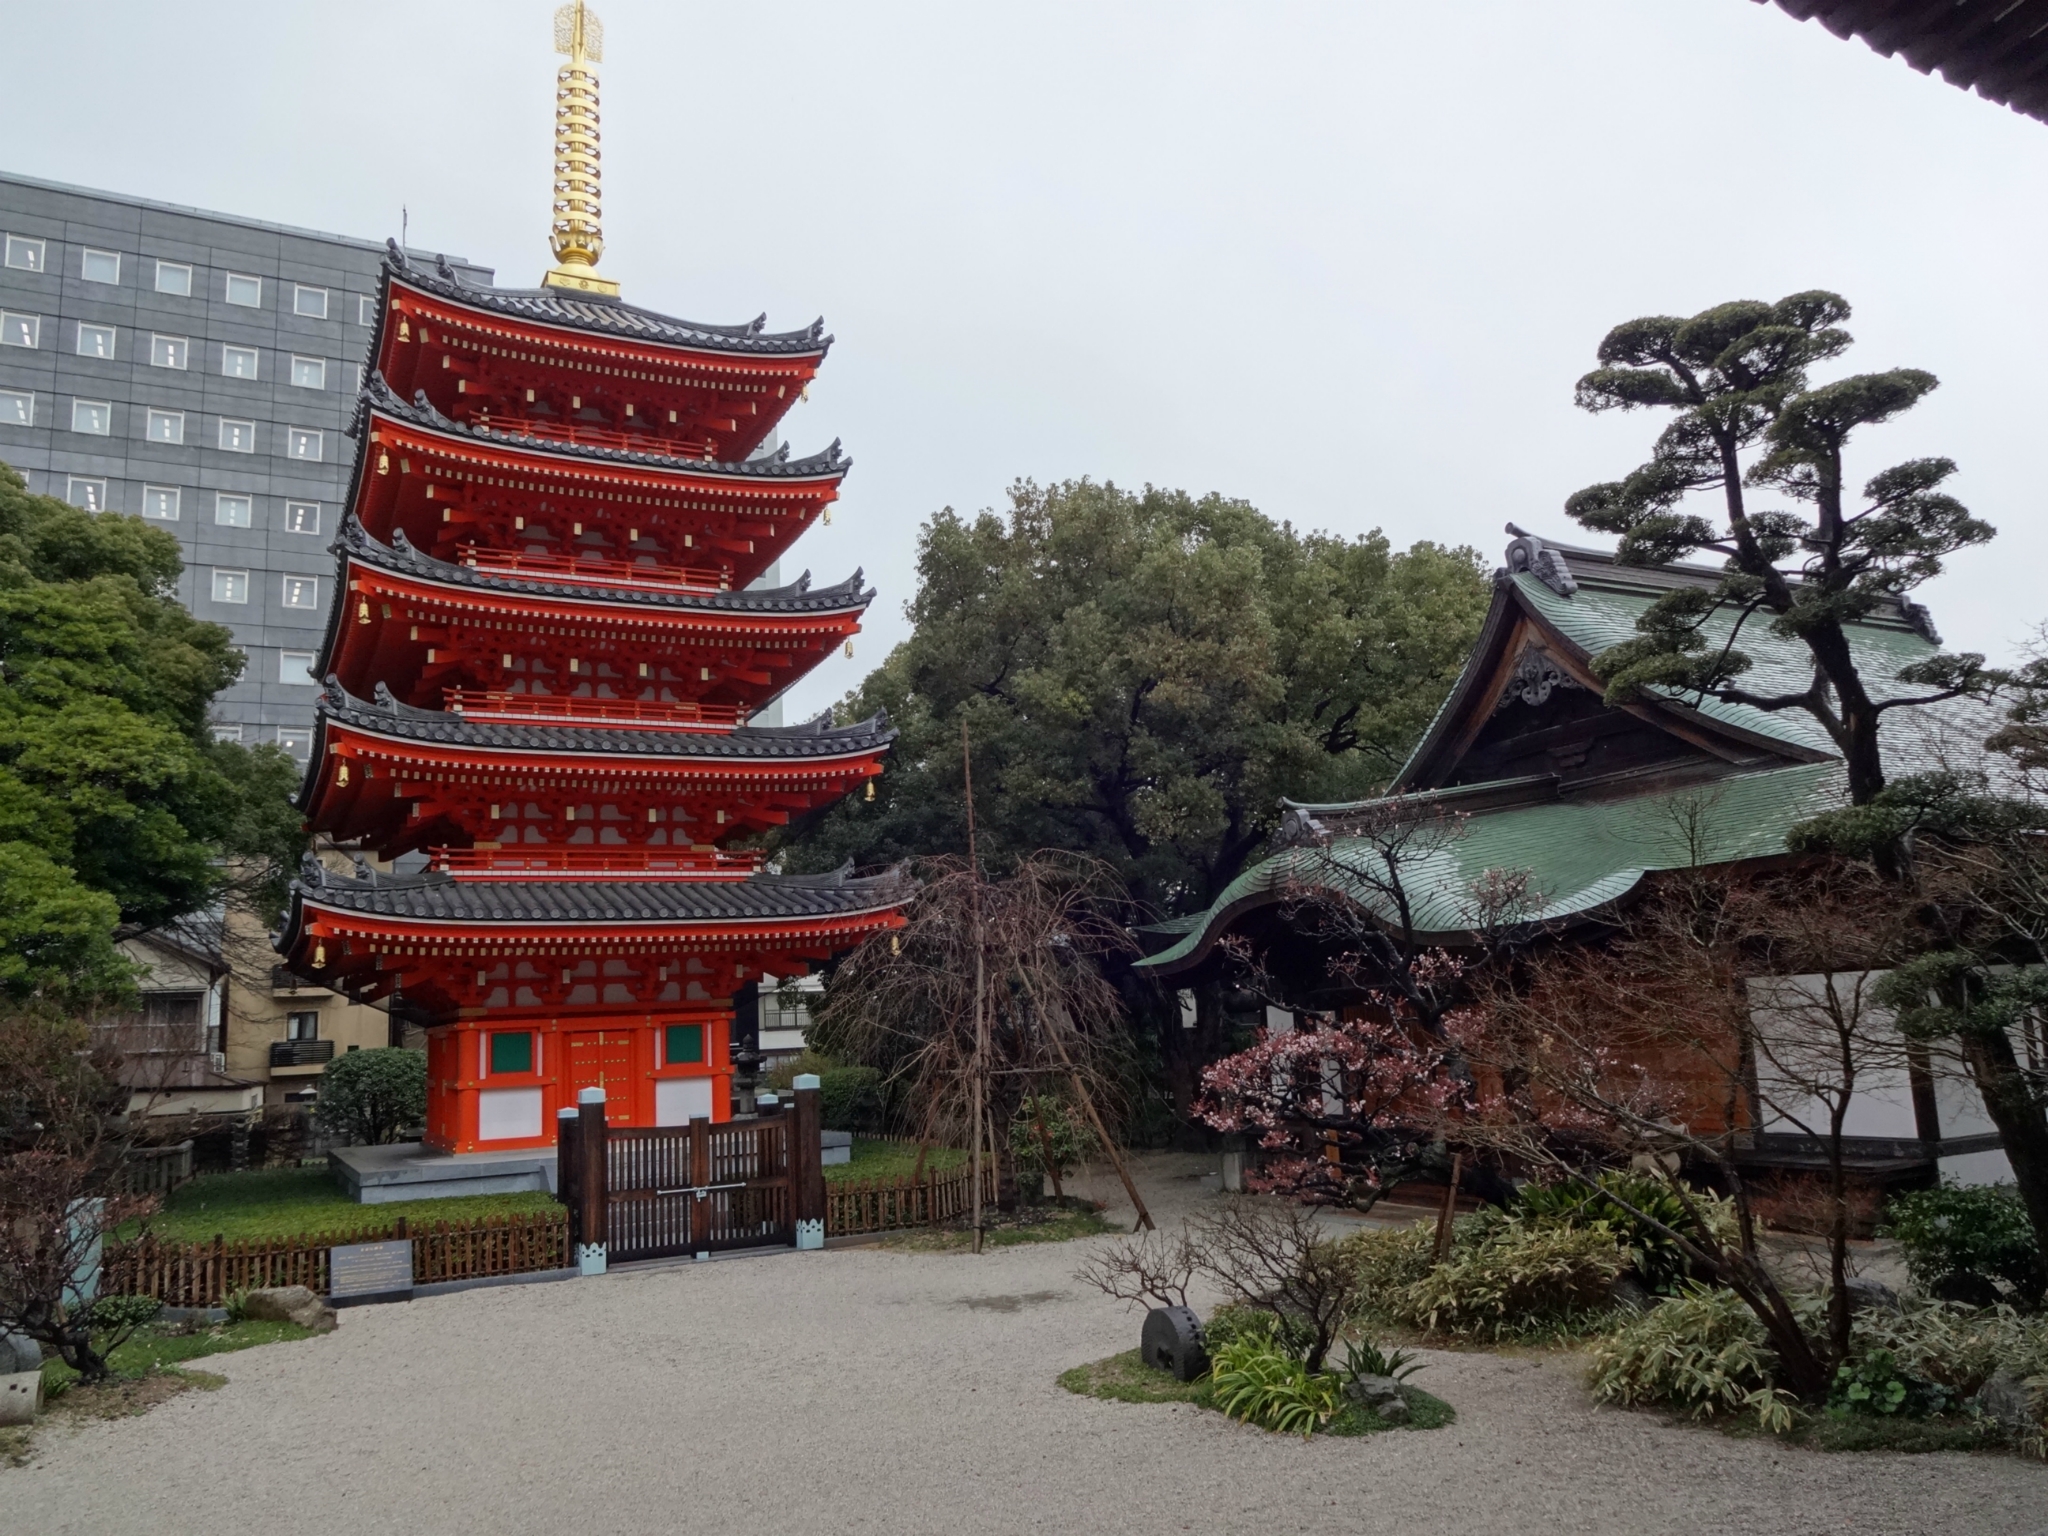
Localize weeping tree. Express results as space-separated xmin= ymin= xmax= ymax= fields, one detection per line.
xmin=808 ymin=849 xmax=1153 ymax=1244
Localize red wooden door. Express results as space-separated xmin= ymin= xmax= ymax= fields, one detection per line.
xmin=564 ymin=1030 xmax=638 ymax=1122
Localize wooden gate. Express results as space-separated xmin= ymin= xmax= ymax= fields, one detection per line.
xmin=559 ymin=1084 xmax=826 ymax=1264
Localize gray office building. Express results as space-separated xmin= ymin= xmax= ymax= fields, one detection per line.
xmin=0 ymin=170 xmax=493 ymax=755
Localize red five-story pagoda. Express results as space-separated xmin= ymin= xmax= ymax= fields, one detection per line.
xmin=277 ymin=5 xmax=905 ymax=1153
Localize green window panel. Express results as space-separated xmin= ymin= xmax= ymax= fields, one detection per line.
xmin=489 ymin=1031 xmax=534 ymax=1075
xmin=664 ymin=1023 xmax=703 ymax=1065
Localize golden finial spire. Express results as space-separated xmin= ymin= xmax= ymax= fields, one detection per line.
xmin=544 ymin=1 xmax=619 ymax=297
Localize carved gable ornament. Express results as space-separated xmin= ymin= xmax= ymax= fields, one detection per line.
xmin=1494 ymin=645 xmax=1582 ymax=712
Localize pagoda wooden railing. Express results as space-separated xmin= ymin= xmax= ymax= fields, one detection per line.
xmin=468 ymin=411 xmax=719 ymax=463
xmin=442 ymin=690 xmax=747 ymax=731
xmin=454 ymin=543 xmax=727 ymax=593
xmin=430 ymin=846 xmax=759 ymax=880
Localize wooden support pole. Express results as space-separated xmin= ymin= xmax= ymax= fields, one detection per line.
xmin=1433 ymin=1151 xmax=1464 ymax=1264
xmin=792 ymin=1074 xmax=826 ymax=1250
xmin=556 ymin=1105 xmax=580 ymax=1249
xmin=577 ymin=1087 xmax=609 ymax=1275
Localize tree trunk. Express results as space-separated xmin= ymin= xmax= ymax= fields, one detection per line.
xmin=1958 ymin=1027 xmax=2048 ymax=1295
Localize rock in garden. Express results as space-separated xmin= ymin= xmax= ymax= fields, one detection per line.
xmin=1374 ymin=1393 xmax=1411 ymax=1423
xmin=1974 ymin=1369 xmax=2039 ymax=1434
xmin=1606 ymin=1274 xmax=1655 ymax=1314
xmin=0 ymin=1371 xmax=43 ymax=1427
xmin=0 ymin=1328 xmax=41 ymax=1374
xmin=243 ymin=1286 xmax=338 ymax=1333
xmin=1841 ymin=1276 xmax=1901 ymax=1314
xmin=1343 ymin=1373 xmax=1409 ymax=1421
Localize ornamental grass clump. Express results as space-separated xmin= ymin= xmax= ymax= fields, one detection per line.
xmin=1207 ymin=1336 xmax=1345 ymax=1437
xmin=1394 ymin=1221 xmax=1628 ymax=1341
xmin=1587 ymin=1283 xmax=1793 ymax=1429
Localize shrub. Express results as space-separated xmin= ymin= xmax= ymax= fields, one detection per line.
xmin=1586 ymin=1283 xmax=1792 ymax=1428
xmin=1827 ymin=1347 xmax=1952 ymax=1418
xmin=1203 ymin=1301 xmax=1310 ymax=1359
xmin=1007 ymin=1093 xmax=1095 ymax=1186
xmin=1340 ymin=1221 xmax=1438 ymax=1303
xmin=1340 ymin=1336 xmax=1422 ymax=1384
xmin=1391 ymin=1221 xmax=1627 ymax=1340
xmin=1207 ymin=1336 xmax=1343 ymax=1436
xmin=316 ymin=1047 xmax=426 ymax=1146
xmin=1852 ymin=1299 xmax=2048 ymax=1403
xmin=1880 ymin=1183 xmax=2041 ymax=1304
xmin=1512 ymin=1172 xmax=1737 ymax=1293
xmin=817 ymin=1066 xmax=887 ymax=1133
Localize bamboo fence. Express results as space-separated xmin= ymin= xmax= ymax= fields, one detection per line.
xmin=103 ymin=1210 xmax=571 ymax=1306
xmin=825 ymin=1159 xmax=998 ymax=1236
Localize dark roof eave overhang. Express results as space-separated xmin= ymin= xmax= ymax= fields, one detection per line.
xmin=352 ymin=378 xmax=851 ymax=484
xmin=383 ymin=261 xmax=833 ymax=361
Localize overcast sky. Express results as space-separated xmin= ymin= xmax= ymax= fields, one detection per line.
xmin=10 ymin=0 xmax=2046 ymax=718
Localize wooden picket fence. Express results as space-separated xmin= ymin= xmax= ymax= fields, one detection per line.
xmin=103 ymin=1210 xmax=571 ymax=1307
xmin=825 ymin=1159 xmax=998 ymax=1236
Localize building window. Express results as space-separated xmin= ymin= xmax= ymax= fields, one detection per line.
xmin=4 ymin=235 xmax=45 ymax=271
xmin=279 ymin=650 xmax=318 ymax=684
xmin=219 ymin=419 xmax=255 ymax=453
xmin=292 ymin=285 xmax=328 ymax=319
xmin=286 ymin=1010 xmax=320 ymax=1042
xmin=276 ymin=728 xmax=312 ymax=757
xmin=66 ymin=477 xmax=108 ymax=511
xmin=287 ymin=427 xmax=322 ymax=462
xmin=155 ymin=261 xmax=193 ymax=297
xmin=222 ymin=344 xmax=258 ymax=379
xmin=489 ymin=1031 xmax=534 ymax=1075
xmin=0 ymin=389 xmax=31 ymax=427
xmin=142 ymin=485 xmax=180 ymax=520
xmin=75 ymin=323 xmax=115 ymax=359
xmin=150 ymin=334 xmax=189 ymax=370
xmin=225 ymin=272 xmax=261 ymax=307
xmin=211 ymin=569 xmax=249 ymax=604
xmin=2 ymin=312 xmax=40 ymax=349
xmin=214 ymin=493 xmax=253 ymax=527
xmin=145 ymin=408 xmax=184 ymax=445
xmin=290 ymin=355 xmax=326 ymax=390
xmin=358 ymin=295 xmax=377 ymax=326
xmin=284 ymin=500 xmax=320 ymax=535
xmin=71 ymin=400 xmax=111 ymax=435
xmin=664 ymin=1023 xmax=704 ymax=1066
xmin=210 ymin=724 xmax=243 ymax=743
xmin=81 ymin=248 xmax=121 ymax=285
xmin=282 ymin=575 xmax=319 ymax=609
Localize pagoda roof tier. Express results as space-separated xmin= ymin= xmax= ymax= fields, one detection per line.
xmin=348 ymin=377 xmax=847 ymax=590
xmin=277 ymin=857 xmax=910 ymax=1016
xmin=373 ymin=252 xmax=828 ymax=462
xmin=317 ymin=520 xmax=871 ymax=712
xmin=300 ymin=680 xmax=894 ymax=854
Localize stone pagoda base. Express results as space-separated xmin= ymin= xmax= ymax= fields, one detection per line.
xmin=330 ymin=1142 xmax=558 ymax=1204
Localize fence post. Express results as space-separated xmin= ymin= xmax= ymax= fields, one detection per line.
xmin=791 ymin=1073 xmax=825 ymax=1251
xmin=576 ymin=1087 xmax=609 ymax=1276
xmin=555 ymin=1105 xmax=581 ymax=1250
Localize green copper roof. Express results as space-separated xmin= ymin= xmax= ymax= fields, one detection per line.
xmin=1136 ymin=761 xmax=1843 ymax=971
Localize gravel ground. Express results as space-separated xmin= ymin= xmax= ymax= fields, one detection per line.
xmin=8 ymin=1155 xmax=2044 ymax=1536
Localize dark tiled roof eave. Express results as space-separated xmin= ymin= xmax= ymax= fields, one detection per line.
xmin=349 ymin=374 xmax=850 ymax=481
xmin=290 ymin=866 xmax=914 ymax=926
xmin=386 ymin=251 xmax=834 ymax=356
xmin=333 ymin=517 xmax=873 ymax=616
xmin=314 ymin=681 xmax=897 ymax=761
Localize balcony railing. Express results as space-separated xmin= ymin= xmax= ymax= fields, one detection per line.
xmin=468 ymin=411 xmax=719 ymax=462
xmin=428 ymin=846 xmax=760 ymax=880
xmin=441 ymin=690 xmax=747 ymax=732
xmin=453 ymin=544 xmax=728 ymax=594
xmin=270 ymin=1039 xmax=336 ymax=1068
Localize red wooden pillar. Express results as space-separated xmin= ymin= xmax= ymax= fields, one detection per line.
xmin=792 ymin=1073 xmax=825 ymax=1250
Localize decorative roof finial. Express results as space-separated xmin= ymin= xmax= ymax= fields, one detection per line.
xmin=543 ymin=2 xmax=620 ymax=298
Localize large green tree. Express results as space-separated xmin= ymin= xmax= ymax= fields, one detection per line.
xmin=786 ymin=478 xmax=1488 ymax=915
xmin=0 ymin=462 xmax=306 ymax=1002
xmin=1565 ymin=291 xmax=1997 ymax=806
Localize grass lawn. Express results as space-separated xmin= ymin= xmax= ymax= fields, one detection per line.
xmin=824 ymin=1137 xmax=968 ymax=1185
xmin=139 ymin=1166 xmax=562 ymax=1243
xmin=1059 ymin=1349 xmax=1455 ymax=1436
